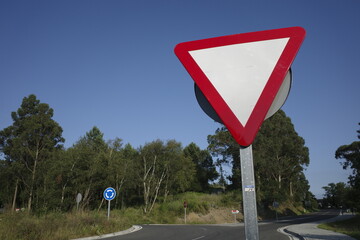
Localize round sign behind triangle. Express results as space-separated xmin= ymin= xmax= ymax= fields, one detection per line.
xmin=195 ymin=70 xmax=292 ymax=124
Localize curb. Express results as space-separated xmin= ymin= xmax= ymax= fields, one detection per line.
xmin=278 ymin=226 xmax=303 ymax=240
xmin=278 ymin=213 xmax=356 ymax=240
xmin=71 ymin=225 xmax=142 ymax=240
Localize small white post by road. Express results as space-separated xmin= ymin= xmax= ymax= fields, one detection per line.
xmin=184 ymin=201 xmax=187 ymax=224
xmin=231 ymin=210 xmax=239 ymax=223
xmin=107 ymin=200 xmax=111 ymax=220
xmin=273 ymin=201 xmax=279 ymax=222
xmin=103 ymin=187 xmax=116 ymax=220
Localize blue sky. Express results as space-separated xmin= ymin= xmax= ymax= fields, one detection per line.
xmin=1 ymin=0 xmax=359 ymax=198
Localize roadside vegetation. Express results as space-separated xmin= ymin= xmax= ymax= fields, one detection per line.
xmin=0 ymin=210 xmax=131 ymax=240
xmin=1 ymin=94 xmax=358 ymax=240
xmin=319 ymin=122 xmax=360 ymax=239
xmin=319 ymin=215 xmax=360 ymax=240
xmin=0 ymin=191 xmax=311 ymax=240
xmin=0 ymin=95 xmax=315 ymax=215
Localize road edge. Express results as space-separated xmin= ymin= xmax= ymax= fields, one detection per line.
xmin=71 ymin=225 xmax=142 ymax=240
xmin=277 ymin=213 xmax=356 ymax=240
xmin=277 ymin=226 xmax=304 ymax=240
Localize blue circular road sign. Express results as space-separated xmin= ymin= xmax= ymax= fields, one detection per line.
xmin=103 ymin=187 xmax=116 ymax=201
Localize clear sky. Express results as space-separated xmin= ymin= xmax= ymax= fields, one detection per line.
xmin=1 ymin=0 xmax=359 ymax=198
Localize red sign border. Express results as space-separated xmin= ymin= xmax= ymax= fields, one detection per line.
xmin=175 ymin=27 xmax=306 ymax=146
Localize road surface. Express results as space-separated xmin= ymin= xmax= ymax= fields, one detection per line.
xmin=104 ymin=209 xmax=340 ymax=240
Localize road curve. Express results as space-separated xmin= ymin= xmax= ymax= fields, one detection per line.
xmin=98 ymin=209 xmax=340 ymax=240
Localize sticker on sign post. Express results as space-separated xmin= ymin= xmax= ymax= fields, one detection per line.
xmin=244 ymin=185 xmax=255 ymax=192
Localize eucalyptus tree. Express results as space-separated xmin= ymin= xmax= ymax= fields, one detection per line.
xmin=137 ymin=140 xmax=167 ymax=213
xmin=335 ymin=123 xmax=360 ymax=208
xmin=0 ymin=94 xmax=64 ymax=212
xmin=253 ymin=110 xmax=309 ymax=202
xmin=137 ymin=139 xmax=195 ymax=213
xmin=207 ymin=110 xmax=310 ymax=205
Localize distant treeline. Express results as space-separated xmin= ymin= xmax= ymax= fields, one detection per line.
xmin=322 ymin=123 xmax=360 ymax=211
xmin=0 ymin=94 xmax=317 ymax=213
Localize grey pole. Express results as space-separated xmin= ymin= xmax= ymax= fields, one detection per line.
xmin=240 ymin=145 xmax=259 ymax=240
xmin=107 ymin=200 xmax=110 ymax=220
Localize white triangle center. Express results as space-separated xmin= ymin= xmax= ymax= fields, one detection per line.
xmin=189 ymin=38 xmax=289 ymax=126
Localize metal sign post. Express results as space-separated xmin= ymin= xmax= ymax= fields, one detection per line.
xmin=103 ymin=187 xmax=116 ymax=220
xmin=107 ymin=200 xmax=111 ymax=220
xmin=240 ymin=145 xmax=259 ymax=240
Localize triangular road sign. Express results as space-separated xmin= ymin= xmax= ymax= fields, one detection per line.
xmin=175 ymin=27 xmax=305 ymax=146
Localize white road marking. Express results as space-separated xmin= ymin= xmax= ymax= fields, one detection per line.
xmin=192 ymin=236 xmax=205 ymax=240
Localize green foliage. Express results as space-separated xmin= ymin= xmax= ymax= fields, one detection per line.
xmin=0 ymin=94 xmax=64 ymax=211
xmin=253 ymin=110 xmax=310 ymax=204
xmin=183 ymin=143 xmax=219 ymax=192
xmin=322 ymin=182 xmax=351 ymax=208
xmin=0 ymin=191 xmax=319 ymax=240
xmin=207 ymin=110 xmax=311 ymax=207
xmin=208 ymin=126 xmax=240 ymax=190
xmin=0 ymin=95 xmax=208 ymax=214
xmin=219 ymin=190 xmax=242 ymax=207
xmin=0 ymin=95 xmax=314 ymax=225
xmin=334 ymin=123 xmax=360 ymax=209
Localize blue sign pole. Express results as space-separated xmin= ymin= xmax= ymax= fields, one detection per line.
xmin=103 ymin=187 xmax=116 ymax=220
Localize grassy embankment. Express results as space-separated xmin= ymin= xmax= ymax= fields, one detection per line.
xmin=0 ymin=191 xmax=308 ymax=240
xmin=318 ymin=215 xmax=360 ymax=240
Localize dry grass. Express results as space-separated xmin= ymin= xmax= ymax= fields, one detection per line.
xmin=0 ymin=211 xmax=132 ymax=240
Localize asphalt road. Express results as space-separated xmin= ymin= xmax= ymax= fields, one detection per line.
xmin=106 ymin=209 xmax=339 ymax=240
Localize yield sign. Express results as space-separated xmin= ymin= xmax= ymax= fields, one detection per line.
xmin=175 ymin=27 xmax=305 ymax=146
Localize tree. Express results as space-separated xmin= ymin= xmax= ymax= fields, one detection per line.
xmin=0 ymin=94 xmax=64 ymax=212
xmin=207 ymin=110 xmax=310 ymax=205
xmin=163 ymin=140 xmax=195 ymax=198
xmin=183 ymin=143 xmax=218 ymax=192
xmin=253 ymin=110 xmax=310 ymax=203
xmin=322 ymin=182 xmax=349 ymax=208
xmin=137 ymin=140 xmax=168 ymax=214
xmin=69 ymin=126 xmax=108 ymax=210
xmin=335 ymin=123 xmax=360 ymax=187
xmin=207 ymin=127 xmax=240 ymax=190
xmin=335 ymin=122 xmax=360 ymax=208
xmin=105 ymin=139 xmax=136 ymax=209
xmin=0 ymin=157 xmax=16 ymax=209
xmin=136 ymin=140 xmax=195 ymax=213
xmin=44 ymin=148 xmax=77 ymax=211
